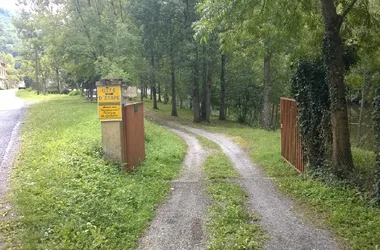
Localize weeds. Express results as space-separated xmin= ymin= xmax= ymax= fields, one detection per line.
xmin=199 ymin=138 xmax=266 ymax=250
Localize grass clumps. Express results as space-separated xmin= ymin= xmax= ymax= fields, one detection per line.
xmin=1 ymin=96 xmax=186 ymax=249
xmin=199 ymin=138 xmax=266 ymax=250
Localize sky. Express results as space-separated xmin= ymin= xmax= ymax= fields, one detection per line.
xmin=0 ymin=0 xmax=16 ymax=11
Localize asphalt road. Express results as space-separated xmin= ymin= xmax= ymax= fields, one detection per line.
xmin=0 ymin=89 xmax=26 ymax=199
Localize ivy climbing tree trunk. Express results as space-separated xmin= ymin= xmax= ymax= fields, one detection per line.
xmin=320 ymin=0 xmax=355 ymax=177
xmin=373 ymin=87 xmax=380 ymax=200
xmin=357 ymin=74 xmax=367 ymax=142
xmin=262 ymin=52 xmax=272 ymax=129
xmin=219 ymin=54 xmax=226 ymax=120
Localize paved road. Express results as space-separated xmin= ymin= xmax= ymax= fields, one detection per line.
xmin=0 ymin=89 xmax=26 ymax=199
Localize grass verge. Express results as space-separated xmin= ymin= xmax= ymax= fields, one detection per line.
xmin=1 ymin=95 xmax=186 ymax=249
xmin=199 ymin=137 xmax=266 ymax=250
xmin=16 ymin=89 xmax=62 ymax=101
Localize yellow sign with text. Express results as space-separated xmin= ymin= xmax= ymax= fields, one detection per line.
xmin=97 ymin=85 xmax=122 ymax=121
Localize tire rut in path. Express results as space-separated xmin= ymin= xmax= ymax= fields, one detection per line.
xmin=137 ymin=128 xmax=208 ymax=250
xmin=174 ymin=123 xmax=339 ymax=250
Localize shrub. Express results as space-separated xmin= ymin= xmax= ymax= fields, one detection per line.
xmin=291 ymin=59 xmax=331 ymax=172
xmin=373 ymin=87 xmax=380 ymax=200
xmin=68 ymin=90 xmax=82 ymax=96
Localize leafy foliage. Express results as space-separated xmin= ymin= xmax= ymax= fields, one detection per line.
xmin=0 ymin=8 xmax=20 ymax=55
xmin=373 ymin=87 xmax=380 ymax=201
xmin=291 ymin=59 xmax=331 ymax=171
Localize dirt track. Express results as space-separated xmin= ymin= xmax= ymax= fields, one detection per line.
xmin=138 ymin=117 xmax=339 ymax=250
xmin=138 ymin=128 xmax=209 ymax=250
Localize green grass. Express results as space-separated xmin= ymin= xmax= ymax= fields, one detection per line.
xmin=16 ymin=89 xmax=62 ymax=101
xmin=198 ymin=138 xmax=266 ymax=249
xmin=1 ymin=95 xmax=186 ymax=249
xmin=144 ymin=101 xmax=380 ymax=249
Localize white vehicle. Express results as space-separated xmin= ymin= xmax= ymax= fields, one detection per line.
xmin=18 ymin=81 xmax=26 ymax=90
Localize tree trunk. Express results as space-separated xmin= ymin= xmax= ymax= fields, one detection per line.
xmin=151 ymin=55 xmax=158 ymax=109
xmin=158 ymin=83 xmax=162 ymax=102
xmin=219 ymin=54 xmax=226 ymax=120
xmin=35 ymin=49 xmax=40 ymax=95
xmin=373 ymin=87 xmax=380 ymax=199
xmin=262 ymin=52 xmax=272 ymax=129
xmin=140 ymin=77 xmax=144 ymax=102
xmin=357 ymin=75 xmax=366 ymax=143
xmin=204 ymin=68 xmax=212 ymax=123
xmin=56 ymin=68 xmax=61 ymax=94
xmin=321 ymin=0 xmax=354 ymax=177
xmin=192 ymin=53 xmax=201 ymax=123
xmin=152 ymin=86 xmax=158 ymax=109
xmin=171 ymin=56 xmax=178 ymax=117
xmin=201 ymin=45 xmax=208 ymax=121
xmin=193 ymin=86 xmax=201 ymax=122
xmin=270 ymin=103 xmax=275 ymax=129
xmin=274 ymin=104 xmax=278 ymax=129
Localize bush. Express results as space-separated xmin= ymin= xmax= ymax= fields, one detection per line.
xmin=46 ymin=87 xmax=59 ymax=94
xmin=68 ymin=90 xmax=82 ymax=96
xmin=373 ymin=87 xmax=380 ymax=200
xmin=291 ymin=59 xmax=331 ymax=171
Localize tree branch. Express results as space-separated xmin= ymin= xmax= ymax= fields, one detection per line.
xmin=341 ymin=0 xmax=358 ymax=19
xmin=260 ymin=0 xmax=266 ymax=14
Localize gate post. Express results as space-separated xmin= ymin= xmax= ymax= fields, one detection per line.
xmin=96 ymin=79 xmax=126 ymax=163
xmin=96 ymin=78 xmax=146 ymax=170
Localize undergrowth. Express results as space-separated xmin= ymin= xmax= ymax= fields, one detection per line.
xmin=0 ymin=96 xmax=186 ymax=249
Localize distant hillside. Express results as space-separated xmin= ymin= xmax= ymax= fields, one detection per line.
xmin=0 ymin=8 xmax=20 ymax=56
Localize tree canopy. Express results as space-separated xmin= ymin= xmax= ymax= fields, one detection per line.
xmin=12 ymin=0 xmax=380 ymax=181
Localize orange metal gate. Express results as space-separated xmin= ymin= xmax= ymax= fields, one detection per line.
xmin=280 ymin=98 xmax=304 ymax=173
xmin=122 ymin=102 xmax=145 ymax=171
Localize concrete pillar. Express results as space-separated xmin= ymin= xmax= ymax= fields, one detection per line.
xmin=96 ymin=79 xmax=126 ymax=163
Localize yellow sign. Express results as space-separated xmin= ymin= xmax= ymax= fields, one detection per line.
xmin=97 ymin=85 xmax=122 ymax=121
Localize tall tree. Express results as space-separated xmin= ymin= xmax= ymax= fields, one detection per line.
xmin=320 ymin=0 xmax=358 ymax=176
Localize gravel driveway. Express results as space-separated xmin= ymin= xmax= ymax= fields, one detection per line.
xmin=138 ymin=128 xmax=209 ymax=250
xmin=175 ymin=124 xmax=339 ymax=250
